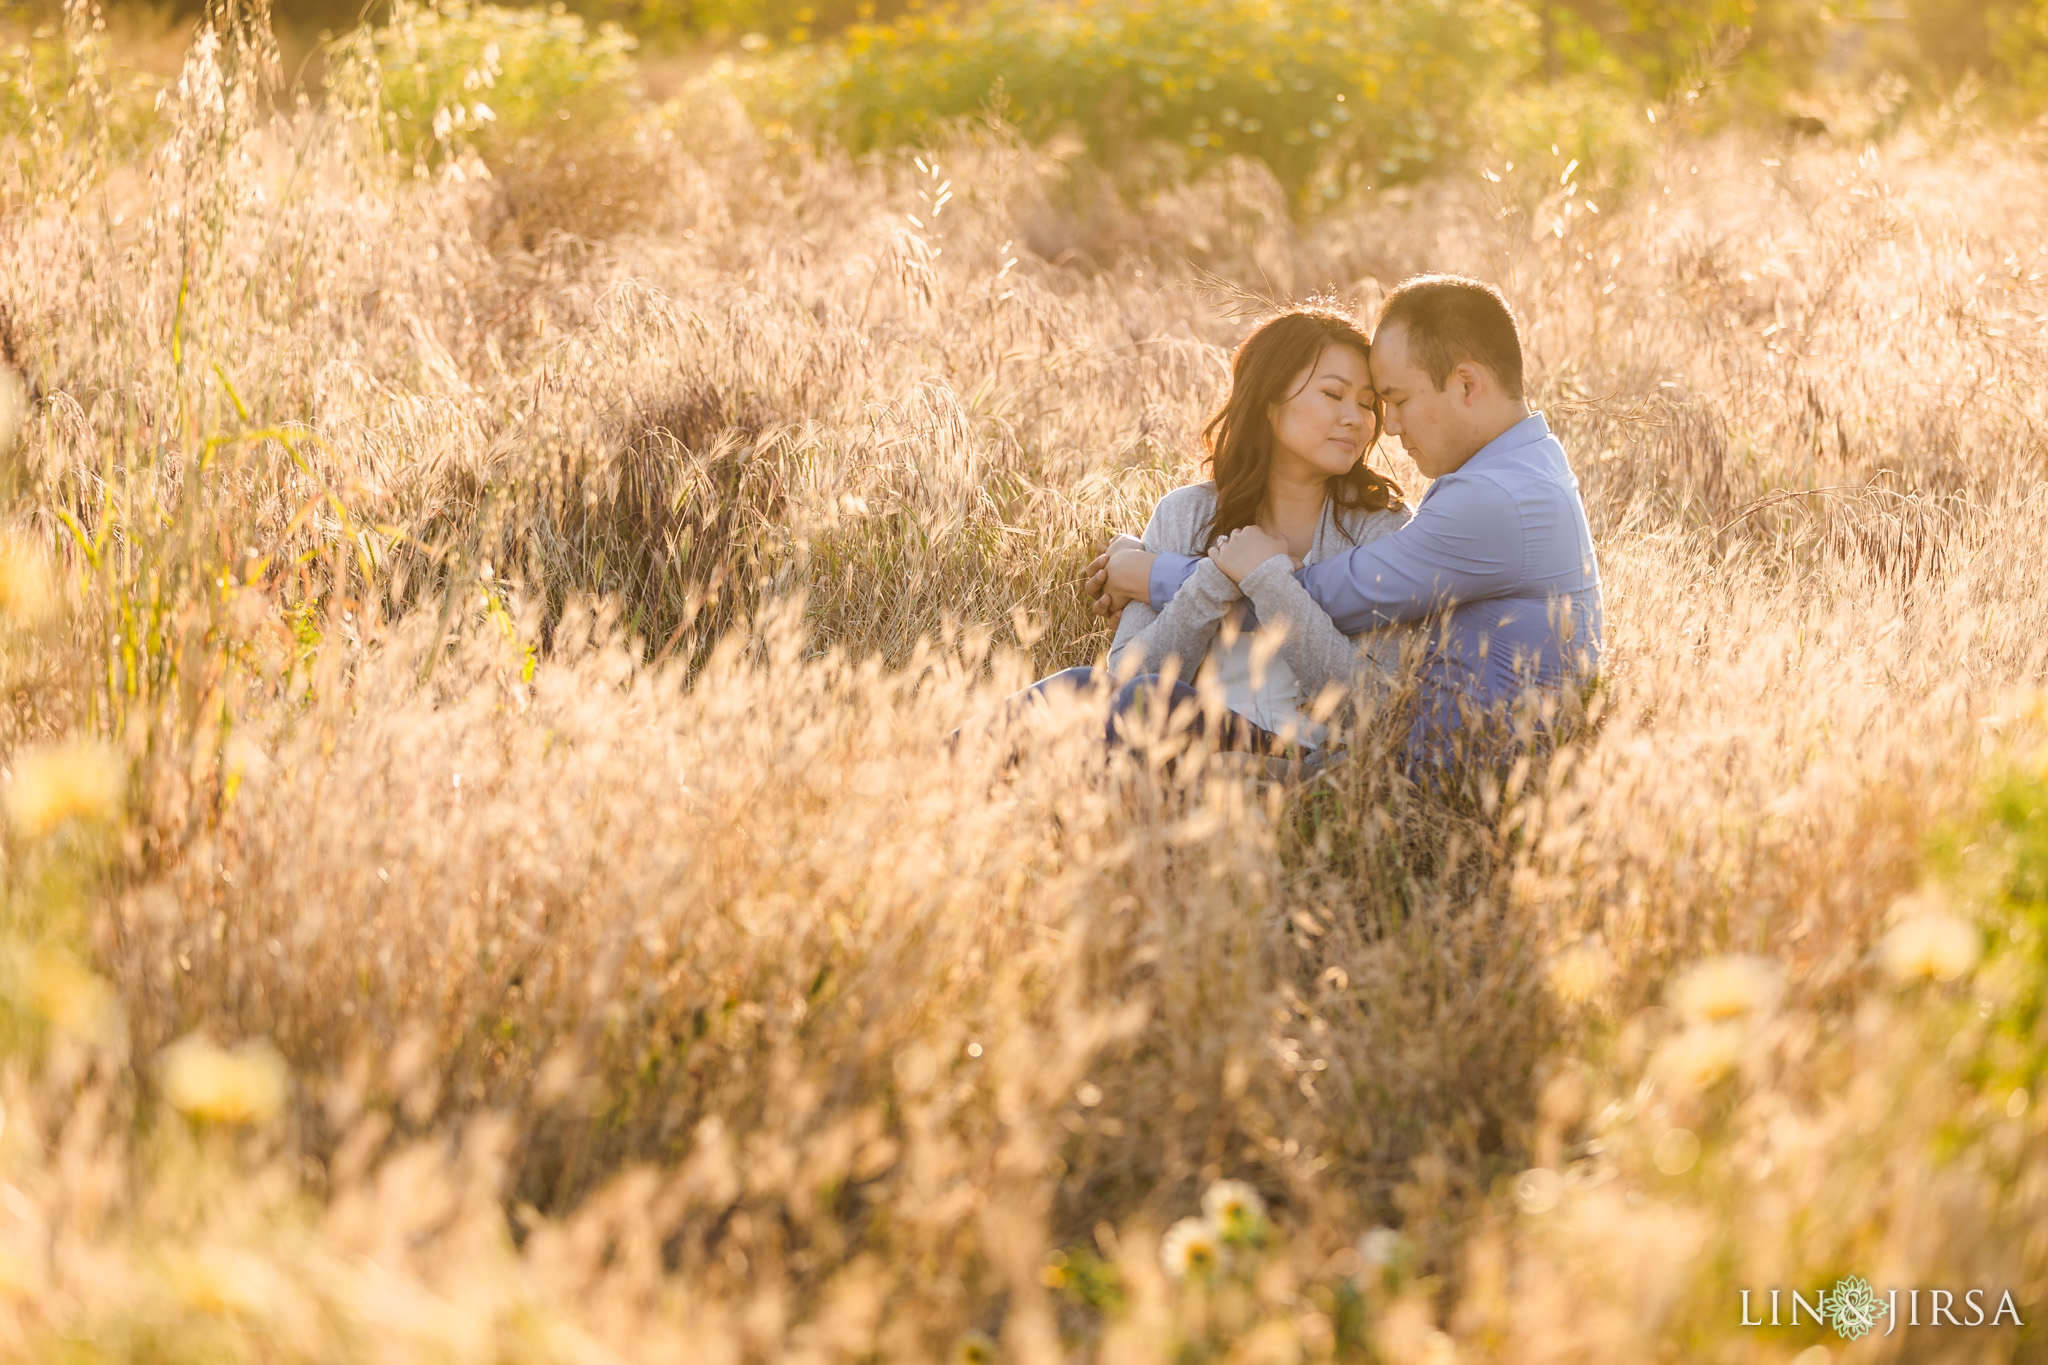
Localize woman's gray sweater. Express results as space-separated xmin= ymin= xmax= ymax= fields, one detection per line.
xmin=1107 ymin=481 xmax=1412 ymax=709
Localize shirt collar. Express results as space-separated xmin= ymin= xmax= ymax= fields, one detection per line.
xmin=1461 ymin=411 xmax=1552 ymax=470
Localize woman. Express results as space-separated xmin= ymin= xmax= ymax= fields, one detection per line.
xmin=1020 ymin=303 xmax=1411 ymax=756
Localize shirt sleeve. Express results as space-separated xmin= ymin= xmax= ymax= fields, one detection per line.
xmin=1148 ymin=553 xmax=1204 ymax=612
xmin=1292 ymin=474 xmax=1526 ymax=634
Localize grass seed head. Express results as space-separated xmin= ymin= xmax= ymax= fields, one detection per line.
xmin=0 ymin=369 xmax=24 ymax=458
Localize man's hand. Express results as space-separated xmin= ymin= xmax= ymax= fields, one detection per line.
xmin=1102 ymin=548 xmax=1156 ymax=617
xmin=1208 ymin=526 xmax=1292 ymax=583
xmin=1084 ymin=534 xmax=1143 ymax=602
xmin=1089 ymin=536 xmax=1155 ymax=622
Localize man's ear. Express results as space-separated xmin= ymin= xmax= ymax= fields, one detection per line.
xmin=1450 ymin=361 xmax=1483 ymax=405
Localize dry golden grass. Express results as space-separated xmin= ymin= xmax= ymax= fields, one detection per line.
xmin=3 ymin=14 xmax=2048 ymax=1362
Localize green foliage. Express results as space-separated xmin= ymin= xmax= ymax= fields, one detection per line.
xmin=1539 ymin=0 xmax=1833 ymax=104
xmin=1988 ymin=764 xmax=2048 ymax=909
xmin=1477 ymin=72 xmax=1653 ymax=191
xmin=1991 ymin=0 xmax=2048 ymax=110
xmin=1 ymin=22 xmax=163 ymax=202
xmin=0 ymin=32 xmax=86 ymax=135
xmin=1042 ymin=1246 xmax=1125 ymax=1311
xmin=598 ymin=0 xmax=902 ymax=44
xmin=327 ymin=0 xmax=639 ymax=170
xmin=1891 ymin=0 xmax=2048 ymax=111
xmin=737 ymin=0 xmax=1833 ymax=202
xmin=1928 ymin=753 xmax=2048 ymax=1103
xmin=744 ymin=0 xmax=1536 ymax=198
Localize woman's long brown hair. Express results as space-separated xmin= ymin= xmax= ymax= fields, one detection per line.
xmin=1200 ymin=304 xmax=1403 ymax=550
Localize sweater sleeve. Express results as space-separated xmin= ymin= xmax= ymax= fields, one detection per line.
xmin=1108 ymin=486 xmax=1239 ymax=678
xmin=1236 ymin=554 xmax=1395 ymax=707
xmin=1150 ymin=476 xmax=1527 ymax=633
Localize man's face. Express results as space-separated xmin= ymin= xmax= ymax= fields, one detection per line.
xmin=1369 ymin=321 xmax=1466 ymax=479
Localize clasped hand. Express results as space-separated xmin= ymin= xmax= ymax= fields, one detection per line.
xmin=1083 ymin=535 xmax=1148 ymax=620
xmin=1083 ymin=525 xmax=1295 ymax=622
xmin=1207 ymin=526 xmax=1293 ymax=583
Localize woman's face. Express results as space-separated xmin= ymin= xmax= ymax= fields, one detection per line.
xmin=1266 ymin=343 xmax=1377 ymax=478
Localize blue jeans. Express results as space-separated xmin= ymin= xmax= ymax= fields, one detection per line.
xmin=1000 ymin=666 xmax=1295 ymax=755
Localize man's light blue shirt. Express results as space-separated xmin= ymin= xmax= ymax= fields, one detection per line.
xmin=1147 ymin=411 xmax=1603 ymax=747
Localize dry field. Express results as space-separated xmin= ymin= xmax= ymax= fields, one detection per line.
xmin=2 ymin=15 xmax=2048 ymax=1363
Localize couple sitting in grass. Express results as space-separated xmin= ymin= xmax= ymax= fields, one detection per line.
xmin=1019 ymin=274 xmax=1603 ymax=769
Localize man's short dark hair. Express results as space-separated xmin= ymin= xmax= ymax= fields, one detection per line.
xmin=1376 ymin=275 xmax=1525 ymax=400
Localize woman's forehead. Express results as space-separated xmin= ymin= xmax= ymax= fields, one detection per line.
xmin=1307 ymin=342 xmax=1371 ymax=380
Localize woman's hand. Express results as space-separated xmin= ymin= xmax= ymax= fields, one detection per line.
xmin=1208 ymin=526 xmax=1293 ymax=584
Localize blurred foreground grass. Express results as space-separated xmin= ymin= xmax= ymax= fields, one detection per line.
xmin=2 ymin=2 xmax=2048 ymax=1361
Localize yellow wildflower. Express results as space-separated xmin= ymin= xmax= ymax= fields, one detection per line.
xmin=1160 ymin=1215 xmax=1224 ymax=1280
xmin=5 ymin=738 xmax=122 ymax=840
xmin=1881 ymin=914 xmax=1981 ymax=983
xmin=1356 ymin=1225 xmax=1407 ymax=1267
xmin=1546 ymin=944 xmax=1609 ymax=1005
xmin=0 ymin=534 xmax=55 ymax=627
xmin=1651 ymin=1022 xmax=1745 ymax=1094
xmin=1200 ymin=1178 xmax=1267 ymax=1241
xmin=32 ymin=951 xmax=116 ymax=1040
xmin=165 ymin=1246 xmax=282 ymax=1317
xmin=1670 ymin=955 xmax=1781 ymax=1025
xmin=160 ymin=1034 xmax=291 ymax=1125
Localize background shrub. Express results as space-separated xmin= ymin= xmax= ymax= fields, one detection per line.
xmin=744 ymin=0 xmax=1534 ymax=198
xmin=1466 ymin=73 xmax=1657 ymax=213
xmin=328 ymin=0 xmax=639 ymax=171
xmin=1 ymin=20 xmax=163 ymax=202
xmin=1990 ymin=0 xmax=2048 ymax=111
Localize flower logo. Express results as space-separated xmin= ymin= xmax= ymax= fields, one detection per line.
xmin=1822 ymin=1275 xmax=1889 ymax=1340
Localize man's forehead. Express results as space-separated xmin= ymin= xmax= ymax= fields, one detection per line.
xmin=1368 ymin=323 xmax=1423 ymax=384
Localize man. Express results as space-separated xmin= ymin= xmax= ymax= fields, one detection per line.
xmin=1089 ymin=274 xmax=1603 ymax=758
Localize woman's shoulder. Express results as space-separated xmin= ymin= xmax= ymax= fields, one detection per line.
xmin=1152 ymin=480 xmax=1218 ymax=515
xmin=1144 ymin=481 xmax=1219 ymax=549
xmin=1325 ymin=500 xmax=1411 ymax=551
